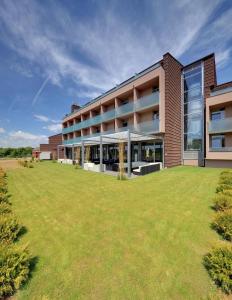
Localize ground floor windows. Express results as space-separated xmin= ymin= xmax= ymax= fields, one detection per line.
xmin=211 ymin=135 xmax=225 ymax=149
xmin=65 ymin=140 xmax=163 ymax=163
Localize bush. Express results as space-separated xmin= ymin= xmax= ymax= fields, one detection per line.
xmin=220 ymin=175 xmax=232 ymax=186
xmin=0 ymin=203 xmax=12 ymax=215
xmin=0 ymin=192 xmax=11 ymax=205
xmin=0 ymin=180 xmax=7 ymax=194
xmin=28 ymin=163 xmax=34 ymax=168
xmin=212 ymin=211 xmax=232 ymax=241
xmin=0 ymin=214 xmax=22 ymax=244
xmin=216 ymin=184 xmax=232 ymax=193
xmin=203 ymin=246 xmax=232 ymax=294
xmin=0 ymin=245 xmax=30 ymax=297
xmin=214 ymin=194 xmax=232 ymax=211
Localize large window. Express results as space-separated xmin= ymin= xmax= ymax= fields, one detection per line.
xmin=211 ymin=135 xmax=225 ymax=149
xmin=183 ymin=64 xmax=203 ymax=151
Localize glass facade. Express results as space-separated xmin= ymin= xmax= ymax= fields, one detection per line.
xmin=183 ymin=64 xmax=204 ymax=151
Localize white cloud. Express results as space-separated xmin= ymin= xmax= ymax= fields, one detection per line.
xmin=43 ymin=124 xmax=62 ymax=133
xmin=34 ymin=114 xmax=60 ymax=123
xmin=0 ymin=128 xmax=5 ymax=134
xmin=0 ymin=130 xmax=47 ymax=147
xmin=0 ymin=0 xmax=223 ymax=103
xmin=10 ymin=62 xmax=33 ymax=78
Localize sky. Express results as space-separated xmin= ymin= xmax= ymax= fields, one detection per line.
xmin=0 ymin=0 xmax=232 ymax=147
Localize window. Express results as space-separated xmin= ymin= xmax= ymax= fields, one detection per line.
xmin=211 ymin=109 xmax=225 ymax=121
xmin=153 ymin=111 xmax=159 ymax=120
xmin=184 ymin=133 xmax=202 ymax=150
xmin=211 ymin=135 xmax=225 ymax=149
xmin=184 ymin=100 xmax=202 ymax=115
xmin=122 ymin=120 xmax=128 ymax=127
xmin=183 ymin=63 xmax=203 ymax=152
xmin=121 ymin=99 xmax=129 ymax=105
xmin=152 ymin=87 xmax=159 ymax=93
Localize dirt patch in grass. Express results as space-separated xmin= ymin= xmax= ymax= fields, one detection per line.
xmin=0 ymin=159 xmax=21 ymax=170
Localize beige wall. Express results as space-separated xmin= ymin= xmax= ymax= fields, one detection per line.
xmin=63 ymin=64 xmax=166 ymax=138
xmin=183 ymin=159 xmax=199 ymax=166
xmin=206 ymin=91 xmax=232 ymax=161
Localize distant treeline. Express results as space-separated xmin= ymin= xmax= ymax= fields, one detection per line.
xmin=0 ymin=147 xmax=32 ymax=158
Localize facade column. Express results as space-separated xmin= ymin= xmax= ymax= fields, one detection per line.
xmin=100 ymin=135 xmax=103 ymax=172
xmin=57 ymin=146 xmax=59 ymax=160
xmin=72 ymin=144 xmax=74 ymax=161
xmin=81 ymin=141 xmax=84 ymax=168
xmin=127 ymin=129 xmax=131 ymax=177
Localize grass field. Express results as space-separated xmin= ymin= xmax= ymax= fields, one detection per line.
xmin=5 ymin=162 xmax=223 ymax=299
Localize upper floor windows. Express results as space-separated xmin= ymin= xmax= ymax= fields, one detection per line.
xmin=211 ymin=109 xmax=225 ymax=121
xmin=153 ymin=111 xmax=159 ymax=120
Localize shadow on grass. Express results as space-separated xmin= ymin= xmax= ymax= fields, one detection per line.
xmin=20 ymin=256 xmax=40 ymax=292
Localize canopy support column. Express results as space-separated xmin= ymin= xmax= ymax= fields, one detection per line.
xmin=127 ymin=129 xmax=131 ymax=178
xmin=72 ymin=144 xmax=74 ymax=162
xmin=100 ymin=135 xmax=103 ymax=172
xmin=81 ymin=141 xmax=84 ymax=168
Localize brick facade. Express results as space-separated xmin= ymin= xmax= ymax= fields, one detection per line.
xmin=162 ymin=53 xmax=183 ymax=168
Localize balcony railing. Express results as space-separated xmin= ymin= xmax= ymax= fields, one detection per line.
xmin=62 ymin=91 xmax=159 ymax=134
xmin=208 ymin=117 xmax=232 ymax=134
xmin=63 ymin=119 xmax=160 ymax=145
xmin=209 ymin=147 xmax=232 ymax=152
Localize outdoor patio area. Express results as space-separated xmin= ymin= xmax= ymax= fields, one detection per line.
xmin=58 ymin=129 xmax=164 ymax=177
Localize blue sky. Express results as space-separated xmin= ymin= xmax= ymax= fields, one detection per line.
xmin=0 ymin=0 xmax=232 ymax=147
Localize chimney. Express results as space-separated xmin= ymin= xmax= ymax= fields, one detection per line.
xmin=71 ymin=103 xmax=80 ymax=113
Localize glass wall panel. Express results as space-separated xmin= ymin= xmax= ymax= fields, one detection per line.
xmin=183 ymin=63 xmax=203 ymax=152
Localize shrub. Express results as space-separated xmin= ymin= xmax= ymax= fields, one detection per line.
xmin=212 ymin=211 xmax=232 ymax=241
xmin=216 ymin=184 xmax=232 ymax=193
xmin=222 ymin=190 xmax=232 ymax=198
xmin=28 ymin=163 xmax=34 ymax=168
xmin=220 ymin=175 xmax=232 ymax=186
xmin=0 ymin=203 xmax=12 ymax=215
xmin=214 ymin=194 xmax=232 ymax=211
xmin=203 ymin=246 xmax=232 ymax=294
xmin=0 ymin=245 xmax=30 ymax=297
xmin=0 ymin=214 xmax=22 ymax=244
xmin=0 ymin=192 xmax=11 ymax=205
xmin=0 ymin=180 xmax=7 ymax=194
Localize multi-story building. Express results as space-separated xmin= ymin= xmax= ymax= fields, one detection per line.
xmin=61 ymin=52 xmax=232 ymax=172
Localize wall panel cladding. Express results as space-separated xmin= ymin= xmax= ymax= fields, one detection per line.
xmin=163 ymin=54 xmax=182 ymax=168
xmin=204 ymin=55 xmax=217 ymax=100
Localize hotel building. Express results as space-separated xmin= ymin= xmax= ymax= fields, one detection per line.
xmin=61 ymin=52 xmax=232 ymax=173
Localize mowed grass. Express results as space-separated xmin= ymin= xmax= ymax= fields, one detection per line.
xmin=6 ymin=162 xmax=222 ymax=299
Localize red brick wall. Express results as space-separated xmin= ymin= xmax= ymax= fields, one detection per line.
xmin=162 ymin=53 xmax=183 ymax=168
xmin=204 ymin=55 xmax=217 ymax=101
xmin=39 ymin=134 xmax=63 ymax=159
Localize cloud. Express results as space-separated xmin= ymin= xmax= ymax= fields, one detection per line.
xmin=0 ymin=0 xmax=223 ymax=103
xmin=0 ymin=128 xmax=5 ymax=134
xmin=0 ymin=130 xmax=47 ymax=147
xmin=43 ymin=124 xmax=62 ymax=133
xmin=34 ymin=114 xmax=60 ymax=123
xmin=32 ymin=76 xmax=50 ymax=106
xmin=10 ymin=62 xmax=33 ymax=78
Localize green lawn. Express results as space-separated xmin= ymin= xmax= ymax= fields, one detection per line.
xmin=7 ymin=163 xmax=222 ymax=299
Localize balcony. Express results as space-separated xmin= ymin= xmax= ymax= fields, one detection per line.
xmin=63 ymin=119 xmax=160 ymax=145
xmin=62 ymin=91 xmax=160 ymax=134
xmin=209 ymin=147 xmax=232 ymax=152
xmin=136 ymin=119 xmax=159 ymax=133
xmin=208 ymin=117 xmax=232 ymax=134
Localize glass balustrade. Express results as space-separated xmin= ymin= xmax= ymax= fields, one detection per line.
xmin=208 ymin=117 xmax=232 ymax=133
xmin=63 ymin=91 xmax=160 ymax=135
xmin=63 ymin=119 xmax=160 ymax=145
